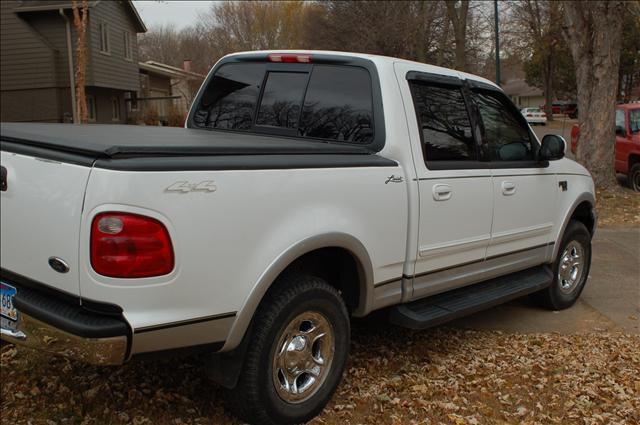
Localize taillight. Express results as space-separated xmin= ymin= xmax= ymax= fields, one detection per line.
xmin=91 ymin=212 xmax=174 ymax=278
xmin=541 ymin=112 xmax=546 ymax=117
xmin=527 ymin=113 xmax=533 ymax=117
xmin=268 ymin=54 xmax=312 ymax=63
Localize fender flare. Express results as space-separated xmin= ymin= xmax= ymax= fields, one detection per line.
xmin=551 ymin=192 xmax=596 ymax=261
xmin=220 ymin=232 xmax=374 ymax=352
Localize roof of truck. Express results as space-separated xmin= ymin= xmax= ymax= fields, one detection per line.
xmin=225 ymin=50 xmax=501 ymax=90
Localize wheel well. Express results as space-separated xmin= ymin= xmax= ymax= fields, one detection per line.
xmin=570 ymin=201 xmax=596 ymax=236
xmin=629 ymin=154 xmax=640 ymax=169
xmin=275 ymin=247 xmax=363 ymax=313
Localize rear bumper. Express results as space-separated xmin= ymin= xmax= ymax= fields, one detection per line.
xmin=0 ymin=270 xmax=129 ymax=365
xmin=1 ymin=312 xmax=127 ymax=365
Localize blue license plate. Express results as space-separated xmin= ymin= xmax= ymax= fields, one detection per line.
xmin=1 ymin=282 xmax=18 ymax=322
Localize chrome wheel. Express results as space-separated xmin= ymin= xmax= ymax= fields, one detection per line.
xmin=272 ymin=311 xmax=335 ymax=404
xmin=558 ymin=241 xmax=585 ymax=294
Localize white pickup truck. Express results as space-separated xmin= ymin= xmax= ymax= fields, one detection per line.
xmin=1 ymin=51 xmax=596 ymax=425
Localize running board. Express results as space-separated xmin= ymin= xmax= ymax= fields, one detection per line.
xmin=389 ymin=266 xmax=553 ymax=330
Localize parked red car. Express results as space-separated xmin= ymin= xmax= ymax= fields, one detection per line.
xmin=570 ymin=103 xmax=640 ymax=190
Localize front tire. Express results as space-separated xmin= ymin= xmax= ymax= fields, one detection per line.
xmin=628 ymin=163 xmax=640 ymax=192
xmin=535 ymin=220 xmax=592 ymax=310
xmin=226 ymin=274 xmax=350 ymax=425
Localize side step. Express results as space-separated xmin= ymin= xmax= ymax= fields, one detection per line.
xmin=389 ymin=266 xmax=553 ymax=330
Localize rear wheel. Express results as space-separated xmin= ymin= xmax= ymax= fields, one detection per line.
xmin=628 ymin=163 xmax=640 ymax=192
xmin=535 ymin=220 xmax=591 ymax=310
xmin=226 ymin=274 xmax=350 ymax=425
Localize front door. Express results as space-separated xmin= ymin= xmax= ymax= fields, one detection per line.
xmin=469 ymin=88 xmax=557 ymax=260
xmin=403 ymin=76 xmax=493 ymax=300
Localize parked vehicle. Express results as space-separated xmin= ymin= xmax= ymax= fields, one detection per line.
xmin=521 ymin=107 xmax=547 ymax=125
xmin=542 ymin=102 xmax=577 ymax=117
xmin=1 ymin=51 xmax=597 ymax=425
xmin=570 ymin=103 xmax=640 ymax=190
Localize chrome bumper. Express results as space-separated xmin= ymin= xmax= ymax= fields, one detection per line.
xmin=1 ymin=312 xmax=127 ymax=365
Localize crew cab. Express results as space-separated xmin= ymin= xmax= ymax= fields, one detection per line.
xmin=1 ymin=51 xmax=597 ymax=425
xmin=571 ymin=103 xmax=640 ymax=190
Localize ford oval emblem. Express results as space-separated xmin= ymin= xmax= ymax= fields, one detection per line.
xmin=48 ymin=257 xmax=70 ymax=274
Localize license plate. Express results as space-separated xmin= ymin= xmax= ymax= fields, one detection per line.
xmin=0 ymin=282 xmax=18 ymax=322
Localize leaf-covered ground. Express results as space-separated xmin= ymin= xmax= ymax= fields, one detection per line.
xmin=2 ymin=325 xmax=639 ymax=425
xmin=596 ymin=187 xmax=640 ymax=228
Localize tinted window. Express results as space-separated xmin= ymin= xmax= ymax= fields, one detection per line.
xmin=299 ymin=66 xmax=374 ymax=144
xmin=410 ymin=83 xmax=476 ymax=161
xmin=193 ymin=63 xmax=265 ymax=130
xmin=472 ymin=91 xmax=534 ymax=161
xmin=256 ymin=72 xmax=308 ymax=128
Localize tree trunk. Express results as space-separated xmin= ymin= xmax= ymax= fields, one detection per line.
xmin=72 ymin=0 xmax=89 ymax=124
xmin=445 ymin=0 xmax=469 ymax=71
xmin=563 ymin=1 xmax=625 ymax=189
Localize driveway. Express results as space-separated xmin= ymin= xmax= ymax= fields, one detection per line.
xmin=452 ymin=227 xmax=640 ymax=334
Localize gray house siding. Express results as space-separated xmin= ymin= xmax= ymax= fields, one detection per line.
xmin=90 ymin=0 xmax=139 ymax=91
xmin=0 ymin=1 xmax=57 ymax=91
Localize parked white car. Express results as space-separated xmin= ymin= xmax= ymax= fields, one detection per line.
xmin=1 ymin=50 xmax=596 ymax=425
xmin=521 ymin=107 xmax=547 ymax=125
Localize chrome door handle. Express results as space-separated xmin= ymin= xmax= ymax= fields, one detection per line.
xmin=501 ymin=181 xmax=516 ymax=196
xmin=432 ymin=183 xmax=452 ymax=201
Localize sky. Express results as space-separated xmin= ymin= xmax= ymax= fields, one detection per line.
xmin=132 ymin=1 xmax=216 ymax=30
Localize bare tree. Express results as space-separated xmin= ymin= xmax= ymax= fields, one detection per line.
xmin=71 ymin=0 xmax=88 ymax=123
xmin=445 ymin=0 xmax=470 ymax=71
xmin=563 ymin=1 xmax=626 ymax=188
xmin=510 ymin=0 xmax=564 ymax=121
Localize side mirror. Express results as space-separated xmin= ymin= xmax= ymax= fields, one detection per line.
xmin=540 ymin=134 xmax=565 ymax=161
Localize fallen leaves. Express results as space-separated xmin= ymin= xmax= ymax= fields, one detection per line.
xmin=596 ymin=187 xmax=640 ymax=227
xmin=1 ymin=326 xmax=639 ymax=425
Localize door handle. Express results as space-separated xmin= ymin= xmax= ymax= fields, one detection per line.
xmin=432 ymin=183 xmax=452 ymax=201
xmin=501 ymin=181 xmax=516 ymax=196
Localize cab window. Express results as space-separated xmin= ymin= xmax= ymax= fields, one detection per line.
xmin=472 ymin=90 xmax=534 ymax=161
xmin=615 ymin=109 xmax=626 ymax=134
xmin=409 ymin=82 xmax=477 ymax=162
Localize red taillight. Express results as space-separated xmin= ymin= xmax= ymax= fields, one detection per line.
xmin=541 ymin=112 xmax=546 ymax=117
xmin=268 ymin=54 xmax=312 ymax=63
xmin=527 ymin=113 xmax=533 ymax=117
xmin=91 ymin=212 xmax=174 ymax=278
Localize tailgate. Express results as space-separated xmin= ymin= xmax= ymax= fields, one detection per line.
xmin=1 ymin=151 xmax=90 ymax=296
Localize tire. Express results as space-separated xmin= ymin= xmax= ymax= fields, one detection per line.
xmin=225 ymin=273 xmax=350 ymax=425
xmin=628 ymin=163 xmax=640 ymax=192
xmin=535 ymin=220 xmax=592 ymax=310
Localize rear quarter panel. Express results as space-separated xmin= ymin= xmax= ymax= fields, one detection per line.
xmin=80 ymin=164 xmax=408 ymax=351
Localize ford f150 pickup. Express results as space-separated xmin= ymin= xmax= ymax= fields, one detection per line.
xmin=1 ymin=51 xmax=597 ymax=425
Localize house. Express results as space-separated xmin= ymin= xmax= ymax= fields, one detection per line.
xmin=134 ymin=60 xmax=205 ymax=125
xmin=502 ymin=78 xmax=545 ymax=109
xmin=0 ymin=0 xmax=146 ymax=124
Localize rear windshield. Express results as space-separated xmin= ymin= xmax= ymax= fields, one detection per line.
xmin=192 ymin=63 xmax=375 ymax=144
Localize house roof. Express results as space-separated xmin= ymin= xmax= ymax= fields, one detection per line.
xmin=501 ymin=78 xmax=543 ymax=98
xmin=14 ymin=0 xmax=146 ymax=32
xmin=139 ymin=61 xmax=205 ymax=79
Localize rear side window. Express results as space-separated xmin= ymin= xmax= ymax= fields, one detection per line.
xmin=472 ymin=90 xmax=534 ymax=161
xmin=409 ymin=82 xmax=476 ymax=161
xmin=192 ymin=63 xmax=374 ymax=144
xmin=299 ymin=66 xmax=374 ymax=143
xmin=193 ymin=63 xmax=265 ymax=130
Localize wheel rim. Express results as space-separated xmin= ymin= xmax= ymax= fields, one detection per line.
xmin=633 ymin=169 xmax=640 ymax=191
xmin=272 ymin=311 xmax=335 ymax=404
xmin=557 ymin=240 xmax=585 ymax=294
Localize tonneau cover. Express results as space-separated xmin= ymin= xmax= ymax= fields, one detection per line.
xmin=0 ymin=123 xmax=373 ymax=158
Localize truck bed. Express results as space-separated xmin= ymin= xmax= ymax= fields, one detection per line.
xmin=0 ymin=123 xmax=375 ymax=158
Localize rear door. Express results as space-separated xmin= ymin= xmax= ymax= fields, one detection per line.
xmin=401 ymin=72 xmax=493 ymax=299
xmin=0 ymin=150 xmax=90 ymax=296
xmin=469 ymin=88 xmax=557 ymax=260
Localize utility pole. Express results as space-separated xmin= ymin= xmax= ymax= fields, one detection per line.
xmin=494 ymin=0 xmax=501 ymax=86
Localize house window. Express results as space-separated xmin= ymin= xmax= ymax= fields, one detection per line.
xmin=124 ymin=91 xmax=138 ymax=112
xmin=111 ymin=96 xmax=120 ymax=121
xmin=99 ymin=22 xmax=110 ymax=53
xmin=86 ymin=95 xmax=96 ymax=122
xmin=123 ymin=31 xmax=132 ymax=60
